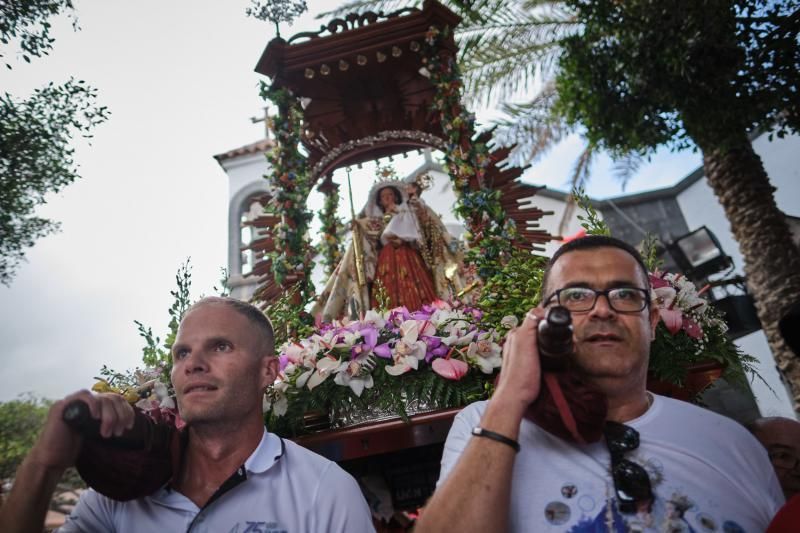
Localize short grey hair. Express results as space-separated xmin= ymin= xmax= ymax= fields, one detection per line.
xmin=186 ymin=296 xmax=275 ymax=356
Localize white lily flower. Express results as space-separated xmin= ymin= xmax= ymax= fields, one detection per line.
xmin=263 ymin=381 xmax=290 ymax=416
xmin=334 ymin=359 xmax=375 ymax=396
xmin=385 ymin=355 xmax=419 ymax=376
xmin=384 ymin=321 xmax=428 ymax=375
xmin=362 ymin=309 xmax=387 ymax=330
xmin=304 ymin=357 xmax=341 ymax=390
xmin=500 ymin=315 xmax=519 ymax=329
xmin=467 ymin=332 xmax=502 ymax=374
xmin=153 ymin=381 xmax=175 ymax=409
xmin=399 ymin=319 xmax=436 ymax=339
xmin=441 ymin=325 xmax=476 ymax=346
xmin=652 ymin=286 xmax=677 ymax=309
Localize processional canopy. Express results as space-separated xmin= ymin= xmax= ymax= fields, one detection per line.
xmin=247 ymin=0 xmax=556 ymax=308
xmin=255 ymin=1 xmax=460 ymax=180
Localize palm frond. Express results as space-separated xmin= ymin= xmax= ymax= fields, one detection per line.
xmin=317 ymin=0 xmax=574 ymax=108
xmin=462 ymin=42 xmax=562 ymax=106
xmin=457 ymin=7 xmax=576 ymax=106
xmin=553 ymin=142 xmax=596 ymax=235
xmin=568 ymin=142 xmax=596 ymax=192
xmin=611 ymin=152 xmax=645 ymax=190
xmin=317 ymin=0 xmax=418 ymax=19
xmin=491 ymin=83 xmax=572 ymax=167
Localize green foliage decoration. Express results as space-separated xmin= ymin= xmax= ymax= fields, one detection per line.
xmin=264 ymin=284 xmax=315 ymax=349
xmin=647 ymin=320 xmax=757 ymax=392
xmin=422 ymin=25 xmax=517 ymax=279
xmin=571 ymin=186 xmax=610 ymax=237
xmin=317 ymin=182 xmax=343 ymax=277
xmin=259 ymin=83 xmax=316 ymax=303
xmin=245 ymin=0 xmax=308 ymax=37
xmin=134 ymin=259 xmax=193 ymax=387
xmin=476 ymin=248 xmax=547 ymax=327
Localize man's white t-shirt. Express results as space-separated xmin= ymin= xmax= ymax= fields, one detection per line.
xmin=59 ymin=429 xmax=375 ymax=532
xmin=439 ymin=394 xmax=784 ymax=532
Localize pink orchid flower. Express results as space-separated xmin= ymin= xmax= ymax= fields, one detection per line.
xmin=432 ymin=357 xmax=468 ymax=380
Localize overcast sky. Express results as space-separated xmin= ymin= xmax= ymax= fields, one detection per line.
xmin=0 ymin=0 xmax=701 ymax=402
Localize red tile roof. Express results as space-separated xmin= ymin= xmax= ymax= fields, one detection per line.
xmin=213 ymin=138 xmax=273 ymax=163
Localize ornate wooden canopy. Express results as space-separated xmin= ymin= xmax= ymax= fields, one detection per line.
xmin=245 ymin=0 xmax=558 ymax=308
xmin=255 ymin=1 xmax=459 ymax=180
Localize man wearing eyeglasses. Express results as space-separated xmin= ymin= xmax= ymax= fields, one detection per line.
xmin=751 ymin=417 xmax=800 ymax=500
xmin=417 ymin=235 xmax=783 ymax=532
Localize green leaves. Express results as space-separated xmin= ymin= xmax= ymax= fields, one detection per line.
xmin=0 ymin=394 xmax=51 ymax=480
xmin=134 ymin=259 xmax=194 ymax=388
xmin=0 ymin=79 xmax=110 ymax=285
xmin=476 ymin=248 xmax=546 ymax=326
xmin=555 ymin=0 xmax=798 ymax=154
xmin=572 ymin=186 xmax=609 ymax=236
xmin=1 ymin=0 xmax=77 ymax=69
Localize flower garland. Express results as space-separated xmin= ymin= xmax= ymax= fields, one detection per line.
xmin=422 ymin=25 xmax=517 ymax=279
xmin=260 ymin=83 xmax=315 ymax=302
xmin=317 ymin=179 xmax=343 ymax=277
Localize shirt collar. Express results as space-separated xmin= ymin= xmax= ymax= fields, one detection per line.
xmin=151 ymin=427 xmax=284 ymax=505
xmin=243 ymin=427 xmax=284 ymax=474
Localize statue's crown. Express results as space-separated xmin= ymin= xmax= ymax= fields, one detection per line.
xmin=375 ymin=165 xmax=399 ymax=183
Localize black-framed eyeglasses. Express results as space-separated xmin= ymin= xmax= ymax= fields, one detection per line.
xmin=544 ymin=287 xmax=650 ymax=313
xmin=604 ymin=421 xmax=653 ymax=514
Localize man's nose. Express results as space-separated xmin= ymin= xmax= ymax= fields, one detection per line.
xmin=589 ymin=293 xmax=616 ymax=318
xmin=183 ymin=351 xmax=209 ymax=373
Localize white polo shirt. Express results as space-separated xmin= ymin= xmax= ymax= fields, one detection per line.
xmin=58 ymin=429 xmax=375 ymax=532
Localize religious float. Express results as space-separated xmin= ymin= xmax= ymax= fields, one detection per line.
xmin=236 ymin=2 xmax=755 ymax=528
xmin=76 ymin=2 xmax=756 ymax=530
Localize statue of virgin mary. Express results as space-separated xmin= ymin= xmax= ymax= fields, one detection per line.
xmin=314 ymin=177 xmax=463 ymax=321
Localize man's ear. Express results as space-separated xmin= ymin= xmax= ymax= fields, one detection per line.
xmin=649 ymin=305 xmax=660 ymax=341
xmin=260 ymin=356 xmax=279 ymax=389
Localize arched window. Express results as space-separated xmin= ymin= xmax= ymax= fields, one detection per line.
xmin=239 ymin=194 xmax=268 ymax=276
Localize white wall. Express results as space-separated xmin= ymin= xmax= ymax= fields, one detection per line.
xmin=220 ymin=152 xmax=270 ymax=203
xmin=527 ymin=194 xmax=589 ymax=257
xmin=218 ymin=151 xmax=272 ymax=300
xmin=420 ymin=168 xmax=462 ymax=230
xmin=675 ymin=131 xmax=800 ymax=419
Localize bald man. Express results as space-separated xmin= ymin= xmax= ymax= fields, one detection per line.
xmin=0 ymin=297 xmax=374 ymax=532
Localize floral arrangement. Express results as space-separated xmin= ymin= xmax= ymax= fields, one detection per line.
xmin=264 ymin=301 xmax=508 ymax=436
xmin=259 ymin=83 xmax=315 ymax=302
xmin=92 ymin=366 xmax=182 ymax=429
xmin=93 ymin=229 xmax=756 ymax=439
xmin=422 ymin=25 xmax=517 ymax=279
xmin=647 ymin=270 xmax=756 ymax=390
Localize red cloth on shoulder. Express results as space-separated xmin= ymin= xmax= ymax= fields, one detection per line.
xmin=766 ymin=494 xmax=800 ymax=533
